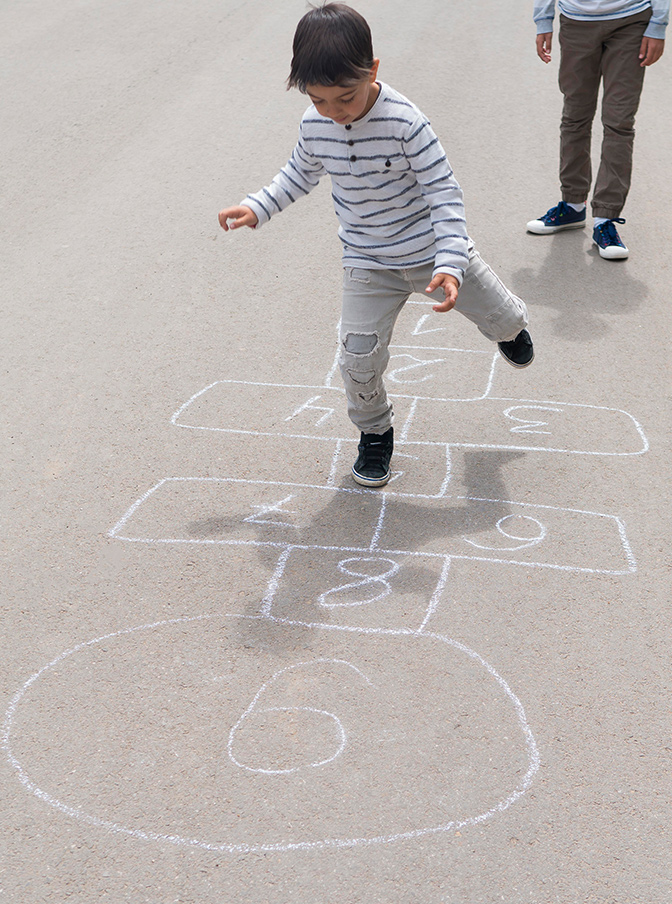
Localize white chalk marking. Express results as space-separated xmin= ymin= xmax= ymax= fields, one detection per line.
xmin=169 ymin=381 xmax=648 ymax=456
xmin=327 ymin=439 xmax=344 ymax=487
xmin=369 ymin=495 xmax=388 ymax=551
xmin=170 ymin=381 xmax=221 ymax=426
xmin=436 ymin=446 xmax=453 ymax=498
xmin=243 ymin=494 xmax=297 ymax=527
xmin=418 ymin=557 xmax=452 ymax=633
xmin=323 ymin=318 xmax=342 ymax=388
xmin=480 ymin=353 xmax=499 ymax=399
xmin=229 ymin=707 xmax=346 ymax=774
xmin=411 ymin=314 xmax=444 ymax=336
xmin=228 ymin=658 xmax=373 ymax=773
xmin=387 ymin=354 xmax=448 ymax=385
xmin=463 ymin=515 xmax=547 ymax=552
xmin=3 ymin=615 xmax=539 ymax=854
xmin=390 ymin=344 xmax=489 ymax=354
xmin=284 ymin=396 xmax=335 ymax=427
xmin=260 ymin=547 xmax=294 ymax=616
xmin=317 ymin=557 xmax=400 ymax=608
xmin=109 ymin=478 xmax=637 ymax=575
xmin=398 ymin=397 xmax=419 ymax=443
xmin=503 ymin=405 xmax=563 ymax=436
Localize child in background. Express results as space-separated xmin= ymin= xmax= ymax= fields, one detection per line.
xmin=527 ymin=0 xmax=668 ymax=259
xmin=219 ymin=3 xmax=533 ymax=488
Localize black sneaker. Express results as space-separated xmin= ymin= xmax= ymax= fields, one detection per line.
xmin=352 ymin=427 xmax=394 ymax=487
xmin=498 ymin=329 xmax=534 ymax=368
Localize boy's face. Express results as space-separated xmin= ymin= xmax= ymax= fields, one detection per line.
xmin=306 ymin=61 xmax=380 ymax=125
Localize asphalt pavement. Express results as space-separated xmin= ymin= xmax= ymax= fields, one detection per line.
xmin=1 ymin=1 xmax=671 ymax=902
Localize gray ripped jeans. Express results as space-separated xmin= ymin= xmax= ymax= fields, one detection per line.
xmin=339 ymin=248 xmax=528 ymax=434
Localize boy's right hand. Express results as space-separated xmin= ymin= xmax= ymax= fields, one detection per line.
xmin=218 ymin=205 xmax=258 ymax=231
xmin=536 ymin=33 xmax=552 ymax=63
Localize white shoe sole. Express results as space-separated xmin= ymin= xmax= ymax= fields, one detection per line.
xmin=596 ymin=243 xmax=629 ymax=259
xmin=526 ymin=219 xmax=586 ymax=235
xmin=352 ymin=468 xmax=391 ymax=487
xmin=498 ymin=347 xmax=535 ymax=369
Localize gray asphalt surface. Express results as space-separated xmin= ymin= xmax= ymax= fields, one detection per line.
xmin=2 ymin=1 xmax=671 ymax=902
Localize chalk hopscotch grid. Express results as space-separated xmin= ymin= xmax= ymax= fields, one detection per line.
xmin=2 ymin=302 xmax=645 ymax=854
xmin=322 ymin=305 xmax=498 ymax=394
xmin=107 ymin=477 xmax=637 ymax=576
xmin=2 ymin=613 xmax=540 ymax=855
xmin=170 ymin=380 xmax=649 ymax=458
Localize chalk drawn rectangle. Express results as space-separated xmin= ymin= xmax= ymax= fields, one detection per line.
xmin=384 ymin=347 xmax=494 ymax=401
xmin=110 ymin=479 xmax=384 ymax=551
xmin=401 ymin=397 xmax=647 ymax=456
xmin=110 ymin=481 xmax=634 ymax=574
xmin=267 ymin=547 xmax=449 ymax=631
xmin=172 ymin=382 xmax=353 ymax=438
xmin=377 ymin=496 xmax=634 ymax=574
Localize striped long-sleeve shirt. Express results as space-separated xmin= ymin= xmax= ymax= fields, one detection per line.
xmin=533 ymin=0 xmax=669 ymax=39
xmin=242 ymin=82 xmax=469 ymax=284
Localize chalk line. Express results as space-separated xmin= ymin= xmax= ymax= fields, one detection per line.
xmin=3 ymin=614 xmax=539 ymax=855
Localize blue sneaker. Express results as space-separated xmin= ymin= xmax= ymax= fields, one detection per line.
xmin=527 ymin=201 xmax=586 ymax=235
xmin=592 ymin=218 xmax=629 ymax=259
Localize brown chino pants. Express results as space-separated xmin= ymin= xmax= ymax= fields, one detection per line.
xmin=558 ymin=9 xmax=651 ymax=218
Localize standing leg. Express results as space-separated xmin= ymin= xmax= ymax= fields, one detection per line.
xmin=339 ymin=267 xmax=410 ymax=435
xmin=558 ymin=15 xmax=603 ymax=204
xmin=592 ymin=10 xmax=650 ymax=218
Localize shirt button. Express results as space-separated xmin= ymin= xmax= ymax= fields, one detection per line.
xmin=347 ymin=139 xmax=354 ymax=146
xmin=350 ymin=155 xmax=356 ymax=162
xmin=345 ymin=124 xmax=352 ymax=130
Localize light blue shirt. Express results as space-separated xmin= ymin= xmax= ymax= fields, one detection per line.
xmin=533 ymin=0 xmax=669 ymax=39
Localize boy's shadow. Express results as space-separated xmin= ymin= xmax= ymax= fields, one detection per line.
xmin=511 ymin=232 xmax=648 ymax=341
xmin=185 ymin=448 xmax=525 ymax=651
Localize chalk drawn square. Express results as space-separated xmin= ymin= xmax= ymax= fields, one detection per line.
xmin=350 ymin=442 xmax=452 ymax=498
xmin=111 ymin=479 xmax=385 ymax=551
xmin=385 ymin=347 xmax=493 ymax=401
xmin=267 ymin=547 xmax=448 ymax=631
xmin=378 ymin=495 xmax=635 ymax=574
xmin=402 ymin=397 xmax=647 ymax=455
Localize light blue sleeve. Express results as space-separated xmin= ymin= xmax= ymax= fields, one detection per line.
xmin=533 ymin=0 xmax=555 ymax=33
xmin=645 ymin=0 xmax=669 ymax=39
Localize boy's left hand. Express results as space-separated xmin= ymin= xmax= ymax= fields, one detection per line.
xmin=426 ymin=273 xmax=459 ymax=312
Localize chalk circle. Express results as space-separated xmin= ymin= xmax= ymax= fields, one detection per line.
xmin=3 ymin=613 xmax=539 ymax=854
xmin=496 ymin=515 xmax=546 ymax=543
xmin=229 ymin=706 xmax=346 ymax=774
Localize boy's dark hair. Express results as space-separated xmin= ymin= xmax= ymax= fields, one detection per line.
xmin=287 ymin=3 xmax=374 ymax=93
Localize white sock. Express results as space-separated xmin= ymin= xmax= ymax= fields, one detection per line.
xmin=594 ymin=217 xmax=609 ymax=227
xmin=566 ymin=202 xmax=586 ymax=213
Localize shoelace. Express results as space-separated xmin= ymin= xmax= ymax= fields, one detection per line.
xmin=597 ymin=218 xmax=625 ymax=245
xmin=543 ymin=204 xmax=562 ymax=222
xmin=543 ymin=202 xmax=572 ymax=223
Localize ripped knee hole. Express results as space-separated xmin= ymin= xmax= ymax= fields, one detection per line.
xmin=342 ymin=331 xmax=380 ymax=355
